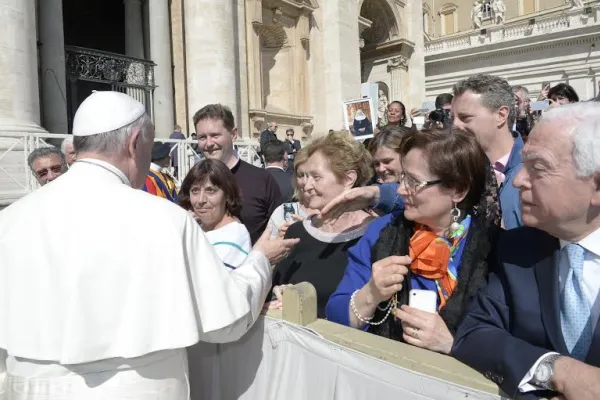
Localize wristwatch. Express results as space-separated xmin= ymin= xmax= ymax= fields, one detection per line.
xmin=530 ymin=354 xmax=562 ymax=390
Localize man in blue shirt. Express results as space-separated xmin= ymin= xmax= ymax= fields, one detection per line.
xmin=452 ymin=74 xmax=523 ymax=229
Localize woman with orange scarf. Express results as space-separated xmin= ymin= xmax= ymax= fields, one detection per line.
xmin=326 ymin=127 xmax=500 ymax=354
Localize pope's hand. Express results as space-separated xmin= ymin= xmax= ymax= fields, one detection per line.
xmin=254 ymin=227 xmax=299 ymax=265
xmin=278 ymin=214 xmax=305 ymax=239
xmin=317 ymin=186 xmax=380 ymax=221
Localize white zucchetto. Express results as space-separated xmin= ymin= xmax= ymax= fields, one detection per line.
xmin=73 ymin=91 xmax=146 ymax=136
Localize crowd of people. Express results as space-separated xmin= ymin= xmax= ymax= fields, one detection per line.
xmin=3 ymin=74 xmax=600 ymax=399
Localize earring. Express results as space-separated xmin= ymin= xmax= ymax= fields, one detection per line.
xmin=450 ymin=203 xmax=461 ymax=234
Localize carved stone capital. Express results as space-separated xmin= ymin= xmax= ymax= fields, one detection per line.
xmin=272 ymin=7 xmax=284 ymax=24
xmin=301 ymin=121 xmax=314 ymax=136
xmin=387 ymin=56 xmax=409 ymax=71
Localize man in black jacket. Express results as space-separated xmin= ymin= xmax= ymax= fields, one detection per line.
xmin=263 ymin=140 xmax=294 ymax=202
xmin=260 ymin=122 xmax=278 ymax=154
xmin=283 ymin=128 xmax=301 ymax=171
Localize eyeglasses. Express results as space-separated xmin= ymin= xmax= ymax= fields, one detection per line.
xmin=34 ymin=165 xmax=64 ymax=179
xmin=400 ymin=172 xmax=442 ymax=192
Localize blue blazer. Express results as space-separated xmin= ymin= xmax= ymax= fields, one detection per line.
xmin=452 ymin=227 xmax=600 ymax=399
xmin=499 ymin=136 xmax=524 ymax=230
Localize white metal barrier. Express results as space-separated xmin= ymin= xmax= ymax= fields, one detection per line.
xmin=0 ymin=133 xmax=262 ymax=206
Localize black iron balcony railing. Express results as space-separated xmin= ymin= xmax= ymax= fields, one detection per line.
xmin=65 ymin=46 xmax=155 ymax=88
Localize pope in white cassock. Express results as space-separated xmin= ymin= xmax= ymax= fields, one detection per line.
xmin=0 ymin=91 xmax=299 ymax=399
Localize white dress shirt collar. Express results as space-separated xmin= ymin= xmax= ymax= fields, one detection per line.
xmin=150 ymin=162 xmax=162 ymax=173
xmin=559 ymin=226 xmax=600 ymax=257
xmin=76 ymin=158 xmax=131 ymax=186
xmin=265 ymin=165 xmax=285 ymax=171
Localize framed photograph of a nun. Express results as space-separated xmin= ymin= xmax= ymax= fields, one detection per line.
xmin=342 ymin=98 xmax=377 ymax=140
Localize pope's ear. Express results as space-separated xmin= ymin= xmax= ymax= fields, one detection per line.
xmin=128 ymin=127 xmax=143 ymax=158
xmin=591 ymin=172 xmax=600 ymax=207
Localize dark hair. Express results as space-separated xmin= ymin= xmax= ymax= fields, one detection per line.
xmin=548 ymin=83 xmax=579 ymax=103
xmin=263 ymin=139 xmax=286 ymax=163
xmin=178 ymin=159 xmax=243 ymax=219
xmin=453 ymin=74 xmax=516 ymax=130
xmin=435 ymin=93 xmax=453 ymax=109
xmin=192 ymin=104 xmax=235 ymax=132
xmin=27 ymin=146 xmax=67 ymax=171
xmin=399 ymin=127 xmax=487 ymax=211
xmin=369 ymin=127 xmax=499 ymax=340
xmin=285 ymin=128 xmax=294 ymax=136
xmin=368 ymin=125 xmax=410 ymax=155
xmin=388 ymin=101 xmax=407 ymax=125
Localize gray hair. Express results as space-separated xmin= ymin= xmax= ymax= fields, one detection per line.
xmin=27 ymin=146 xmax=67 ymax=171
xmin=453 ymin=74 xmax=516 ymax=130
xmin=73 ymin=113 xmax=153 ymax=154
xmin=540 ymin=102 xmax=600 ymax=177
xmin=512 ymin=85 xmax=530 ymax=99
xmin=60 ymin=136 xmax=73 ymax=154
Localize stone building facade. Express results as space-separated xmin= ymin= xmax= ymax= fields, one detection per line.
xmin=423 ymin=0 xmax=600 ymax=101
xmin=0 ymin=0 xmax=426 ymax=140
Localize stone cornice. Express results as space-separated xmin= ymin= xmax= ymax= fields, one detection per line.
xmin=425 ymin=3 xmax=599 ymax=56
xmin=426 ymin=29 xmax=600 ymax=67
xmin=360 ymin=38 xmax=415 ymax=62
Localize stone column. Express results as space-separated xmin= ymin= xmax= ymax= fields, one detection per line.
xmin=0 ymin=0 xmax=44 ymax=132
xmin=387 ymin=56 xmax=409 ymax=102
xmin=405 ymin=0 xmax=425 ymax=109
xmin=184 ymin=0 xmax=239 ymax=131
xmin=321 ymin=1 xmax=361 ymax=131
xmin=148 ymin=0 xmax=175 ymax=138
xmin=124 ymin=0 xmax=145 ymax=59
xmin=170 ymin=0 xmax=188 ymax=133
xmin=38 ymin=0 xmax=68 ymax=134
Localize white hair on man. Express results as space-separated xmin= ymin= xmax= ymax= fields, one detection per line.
xmin=512 ymin=85 xmax=530 ymax=98
xmin=71 ymin=91 xmax=155 ymax=188
xmin=73 ymin=113 xmax=153 ymax=155
xmin=60 ymin=136 xmax=73 ymax=154
xmin=540 ymin=101 xmax=600 ymax=177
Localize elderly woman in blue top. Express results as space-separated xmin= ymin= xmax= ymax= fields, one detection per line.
xmin=326 ymin=127 xmax=500 ymax=354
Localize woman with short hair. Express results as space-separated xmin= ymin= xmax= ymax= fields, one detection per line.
xmin=548 ymin=83 xmax=579 ymax=108
xmin=269 ymin=131 xmax=375 ymax=317
xmin=327 ymin=127 xmax=500 ymax=355
xmin=268 ymin=148 xmax=318 ymax=238
xmin=179 ymin=159 xmax=250 ymax=269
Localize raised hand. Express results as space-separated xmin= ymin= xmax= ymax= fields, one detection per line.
xmin=254 ymin=227 xmax=299 ymax=265
xmin=317 ymin=186 xmax=380 ymax=222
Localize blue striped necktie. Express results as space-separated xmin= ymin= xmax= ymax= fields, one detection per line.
xmin=560 ymin=243 xmax=592 ymax=360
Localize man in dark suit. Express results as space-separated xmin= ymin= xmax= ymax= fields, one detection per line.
xmin=263 ymin=140 xmax=294 ymax=202
xmin=259 ymin=122 xmax=278 ymax=154
xmin=283 ymin=128 xmax=302 ymax=171
xmin=452 ymin=102 xmax=600 ymax=400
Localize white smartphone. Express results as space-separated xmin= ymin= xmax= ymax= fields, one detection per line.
xmin=408 ymin=289 xmax=437 ymax=313
xmin=530 ymin=100 xmax=549 ymax=112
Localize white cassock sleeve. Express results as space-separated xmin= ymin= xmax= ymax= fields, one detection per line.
xmin=200 ymin=251 xmax=270 ymax=343
xmin=0 ymin=349 xmax=6 ymax=397
xmin=183 ymin=215 xmax=272 ymax=343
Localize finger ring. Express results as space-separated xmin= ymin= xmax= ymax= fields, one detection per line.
xmin=412 ymin=327 xmax=420 ymax=339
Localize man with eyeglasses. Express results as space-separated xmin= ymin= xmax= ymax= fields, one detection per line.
xmin=512 ymin=85 xmax=532 ymax=140
xmin=283 ymin=128 xmax=301 ymax=171
xmin=27 ymin=147 xmax=68 ymax=186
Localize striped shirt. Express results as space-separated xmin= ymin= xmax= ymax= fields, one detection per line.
xmin=205 ymin=221 xmax=251 ymax=270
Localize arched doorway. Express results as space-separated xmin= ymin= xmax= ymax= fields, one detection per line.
xmin=358 ymin=0 xmax=413 ymax=104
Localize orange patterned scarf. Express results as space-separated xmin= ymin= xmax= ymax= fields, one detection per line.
xmin=408 ymin=227 xmax=458 ymax=309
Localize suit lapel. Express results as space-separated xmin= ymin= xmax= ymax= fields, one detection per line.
xmin=585 ymin=312 xmax=600 ymax=366
xmin=534 ymin=245 xmax=568 ymax=354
